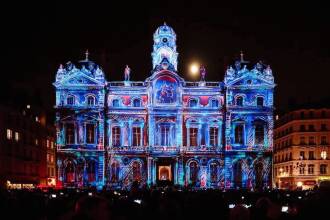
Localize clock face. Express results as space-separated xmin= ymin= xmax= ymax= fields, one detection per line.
xmin=162 ymin=38 xmax=168 ymax=43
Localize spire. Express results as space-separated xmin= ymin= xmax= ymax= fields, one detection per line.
xmin=85 ymin=49 xmax=89 ymax=61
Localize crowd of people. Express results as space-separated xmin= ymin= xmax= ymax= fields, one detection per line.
xmin=0 ymin=182 xmax=329 ymax=220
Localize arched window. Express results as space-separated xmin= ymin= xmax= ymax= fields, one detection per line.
xmin=112 ymin=126 xmax=121 ymax=146
xmin=111 ymin=163 xmax=120 ymax=182
xmin=66 ymin=123 xmax=75 ymax=144
xmin=87 ymin=160 xmax=96 ymax=182
xmin=87 ymin=96 xmax=95 ymax=106
xmin=112 ymin=99 xmax=120 ymax=107
xmin=189 ymin=99 xmax=198 ymax=107
xmin=255 ymin=123 xmax=265 ymax=145
xmin=189 ymin=161 xmax=199 ymax=184
xmin=67 ymin=96 xmax=75 ymax=105
xmin=132 ymin=161 xmax=141 ymax=181
xmin=234 ymin=124 xmax=244 ymax=144
xmin=133 ymin=99 xmax=141 ymax=107
xmin=65 ymin=161 xmax=75 ymax=183
xmin=236 ymin=96 xmax=243 ymax=106
xmin=210 ymin=162 xmax=218 ymax=183
xmin=257 ymin=97 xmax=264 ymax=107
xmin=86 ymin=124 xmax=95 ymax=144
xmin=211 ymin=99 xmax=219 ymax=108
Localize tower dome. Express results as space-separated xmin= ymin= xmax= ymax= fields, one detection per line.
xmin=153 ymin=22 xmax=176 ymax=41
xmin=152 ymin=23 xmax=178 ymax=71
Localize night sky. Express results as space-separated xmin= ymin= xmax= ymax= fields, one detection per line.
xmin=2 ymin=1 xmax=330 ymax=121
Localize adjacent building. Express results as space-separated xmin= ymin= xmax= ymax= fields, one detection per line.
xmin=0 ymin=106 xmax=56 ymax=189
xmin=274 ymin=108 xmax=330 ymax=190
xmin=54 ymin=23 xmax=275 ymax=189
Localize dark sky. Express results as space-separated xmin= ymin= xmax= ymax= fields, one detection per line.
xmin=2 ymin=1 xmax=330 ymax=120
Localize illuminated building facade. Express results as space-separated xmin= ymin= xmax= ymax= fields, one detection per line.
xmin=0 ymin=106 xmax=56 ymax=189
xmin=274 ymin=109 xmax=330 ymax=190
xmin=54 ymin=24 xmax=275 ymax=189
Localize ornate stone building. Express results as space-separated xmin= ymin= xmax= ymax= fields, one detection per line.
xmin=53 ymin=23 xmax=275 ymax=189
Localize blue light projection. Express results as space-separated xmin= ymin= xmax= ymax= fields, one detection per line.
xmin=53 ymin=23 xmax=275 ymax=190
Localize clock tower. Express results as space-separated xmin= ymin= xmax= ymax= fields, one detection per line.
xmin=151 ymin=23 xmax=178 ymax=71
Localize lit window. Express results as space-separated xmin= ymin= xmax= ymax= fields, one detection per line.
xmin=209 ymin=127 xmax=218 ymax=146
xmin=35 ymin=116 xmax=39 ymax=122
xmin=50 ymin=155 xmax=54 ymax=163
xmin=234 ymin=124 xmax=244 ymax=144
xmin=255 ymin=123 xmax=265 ymax=145
xmin=6 ymin=129 xmax=12 ymax=140
xmin=86 ymin=124 xmax=95 ymax=144
xmin=112 ymin=126 xmax=121 ymax=146
xmin=189 ymin=162 xmax=199 ymax=184
xmin=87 ymin=96 xmax=95 ymax=106
xmin=189 ymin=128 xmax=198 ymax=146
xmin=15 ymin=132 xmax=19 ymax=141
xmin=321 ymin=151 xmax=327 ymax=160
xmin=133 ymin=127 xmax=141 ymax=146
xmin=51 ymin=141 xmax=54 ymax=149
xmin=35 ymin=139 xmax=39 ymax=146
xmin=66 ymin=124 xmax=75 ymax=144
xmin=160 ymin=125 xmax=171 ymax=146
xmin=47 ymin=140 xmax=50 ymax=148
xmin=47 ymin=154 xmax=50 ymax=162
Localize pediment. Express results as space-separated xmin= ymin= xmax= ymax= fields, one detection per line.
xmin=55 ymin=72 xmax=104 ymax=88
xmin=227 ymin=73 xmax=274 ymax=87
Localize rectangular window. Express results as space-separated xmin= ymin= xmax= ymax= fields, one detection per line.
xmin=132 ymin=127 xmax=141 ymax=146
xmin=47 ymin=140 xmax=50 ymax=148
xmin=309 ymin=136 xmax=315 ymax=145
xmin=255 ymin=124 xmax=265 ymax=144
xmin=289 ymin=165 xmax=293 ymax=175
xmin=65 ymin=124 xmax=75 ymax=144
xmin=86 ymin=124 xmax=95 ymax=144
xmin=300 ymin=136 xmax=306 ymax=145
xmin=321 ymin=124 xmax=327 ymax=131
xmin=209 ymin=127 xmax=218 ymax=147
xmin=35 ymin=139 xmax=39 ymax=146
xmin=6 ymin=129 xmax=12 ymax=140
xmin=15 ymin=132 xmax=19 ymax=141
xmin=300 ymin=125 xmax=305 ymax=132
xmin=235 ymin=124 xmax=244 ymax=144
xmin=47 ymin=154 xmax=50 ymax=162
xmin=308 ymin=165 xmax=314 ymax=174
xmin=189 ymin=128 xmax=198 ymax=147
xmin=50 ymin=155 xmax=54 ymax=163
xmin=112 ymin=126 xmax=121 ymax=147
xmin=308 ymin=151 xmax=314 ymax=160
xmin=321 ymin=136 xmax=327 ymax=145
xmin=308 ymin=125 xmax=315 ymax=131
xmin=299 ymin=167 xmax=305 ymax=175
xmin=51 ymin=141 xmax=54 ymax=149
xmin=300 ymin=151 xmax=305 ymax=160
xmin=320 ymin=164 xmax=327 ymax=174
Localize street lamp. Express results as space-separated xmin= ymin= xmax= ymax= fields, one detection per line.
xmin=189 ymin=63 xmax=200 ymax=79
